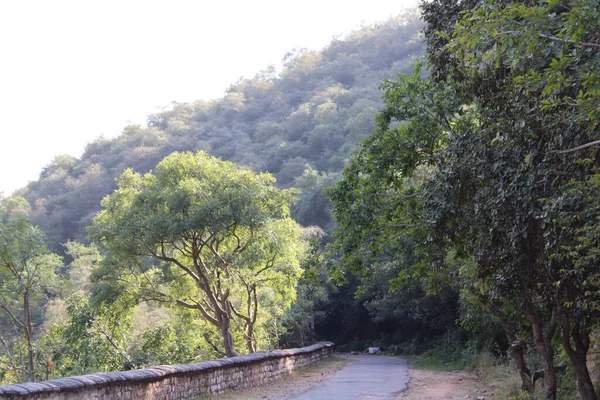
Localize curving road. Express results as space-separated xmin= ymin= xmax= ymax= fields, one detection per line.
xmin=290 ymin=355 xmax=409 ymax=400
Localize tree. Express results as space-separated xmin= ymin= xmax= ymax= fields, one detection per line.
xmin=326 ymin=63 xmax=470 ymax=357
xmin=429 ymin=1 xmax=600 ymax=397
xmin=48 ymin=292 xmax=134 ymax=376
xmin=91 ymin=151 xmax=305 ymax=357
xmin=0 ymin=196 xmax=62 ymax=382
xmin=327 ymin=61 xmax=460 ymax=286
xmin=330 ymin=0 xmax=600 ymax=397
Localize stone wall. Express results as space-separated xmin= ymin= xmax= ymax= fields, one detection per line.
xmin=0 ymin=342 xmax=334 ymax=400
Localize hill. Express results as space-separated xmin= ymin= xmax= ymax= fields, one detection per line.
xmin=16 ymin=11 xmax=424 ymax=252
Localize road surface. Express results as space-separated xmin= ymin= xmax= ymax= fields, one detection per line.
xmin=290 ymin=355 xmax=409 ymax=400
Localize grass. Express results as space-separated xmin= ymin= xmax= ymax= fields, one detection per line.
xmin=402 ymin=354 xmax=466 ymax=372
xmin=400 ymin=350 xmax=539 ymax=399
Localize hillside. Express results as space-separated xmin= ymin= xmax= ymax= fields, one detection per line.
xmin=16 ymin=11 xmax=424 ymax=252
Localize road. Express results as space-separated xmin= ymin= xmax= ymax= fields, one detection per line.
xmin=290 ymin=355 xmax=409 ymax=400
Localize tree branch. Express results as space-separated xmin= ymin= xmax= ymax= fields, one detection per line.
xmin=175 ymin=299 xmax=219 ymax=325
xmin=0 ymin=334 xmax=15 ymax=369
xmin=203 ymin=333 xmax=227 ymax=357
xmin=0 ymin=300 xmax=24 ymax=329
xmin=149 ymin=246 xmax=204 ymax=286
xmin=539 ymin=33 xmax=600 ymax=50
xmin=255 ymin=258 xmax=275 ymax=277
xmin=96 ymin=325 xmax=132 ymax=364
xmin=252 ymin=286 xmax=258 ymax=325
xmin=230 ymin=301 xmax=250 ymax=322
xmin=550 ymin=139 xmax=600 ymax=154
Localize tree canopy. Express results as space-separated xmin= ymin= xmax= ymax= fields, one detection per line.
xmin=91 ymin=151 xmax=306 ymax=357
xmin=329 ymin=0 xmax=600 ymax=398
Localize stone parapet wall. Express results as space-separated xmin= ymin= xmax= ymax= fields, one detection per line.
xmin=0 ymin=342 xmax=334 ymax=400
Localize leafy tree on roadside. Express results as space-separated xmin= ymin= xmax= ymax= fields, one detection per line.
xmin=0 ymin=196 xmax=62 ymax=383
xmin=430 ymin=0 xmax=600 ymax=397
xmin=91 ymin=151 xmax=306 ymax=357
xmin=330 ymin=0 xmax=600 ymax=398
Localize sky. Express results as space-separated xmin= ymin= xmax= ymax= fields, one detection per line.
xmin=0 ymin=0 xmax=419 ymax=196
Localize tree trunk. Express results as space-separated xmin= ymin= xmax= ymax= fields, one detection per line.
xmin=511 ymin=342 xmax=532 ymax=392
xmin=238 ymin=284 xmax=257 ymax=354
xmin=502 ymin=321 xmax=532 ymax=392
xmin=245 ymin=322 xmax=256 ymax=353
xmin=525 ymin=296 xmax=557 ymax=399
xmin=221 ymin=321 xmax=238 ymax=357
xmin=568 ymin=348 xmax=597 ymax=400
xmin=245 ymin=285 xmax=257 ymax=353
xmin=561 ymin=317 xmax=597 ymax=400
xmin=23 ymin=289 xmax=35 ymax=382
xmin=487 ymin=296 xmax=532 ymax=392
xmin=219 ymin=302 xmax=238 ymax=357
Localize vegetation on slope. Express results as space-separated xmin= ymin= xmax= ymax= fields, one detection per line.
xmin=0 ymin=13 xmax=429 ymax=383
xmin=16 ymin=12 xmax=424 ymax=252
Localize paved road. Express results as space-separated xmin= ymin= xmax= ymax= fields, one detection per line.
xmin=290 ymin=355 xmax=409 ymax=400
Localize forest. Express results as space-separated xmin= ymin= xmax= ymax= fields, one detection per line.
xmin=1 ymin=1 xmax=599 ymax=399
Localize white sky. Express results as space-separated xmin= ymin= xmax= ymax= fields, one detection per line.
xmin=0 ymin=0 xmax=418 ymax=196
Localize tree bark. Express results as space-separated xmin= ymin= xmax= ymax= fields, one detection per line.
xmin=219 ymin=300 xmax=239 ymax=357
xmin=245 ymin=322 xmax=256 ymax=353
xmin=221 ymin=320 xmax=238 ymax=357
xmin=244 ymin=285 xmax=258 ymax=354
xmin=23 ymin=289 xmax=35 ymax=382
xmin=502 ymin=322 xmax=532 ymax=392
xmin=524 ymin=296 xmax=557 ymax=399
xmin=560 ymin=316 xmax=597 ymax=400
xmin=483 ymin=295 xmax=532 ymax=392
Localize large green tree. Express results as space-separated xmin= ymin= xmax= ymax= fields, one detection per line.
xmin=330 ymin=0 xmax=600 ymax=398
xmin=91 ymin=151 xmax=305 ymax=357
xmin=431 ymin=0 xmax=600 ymax=397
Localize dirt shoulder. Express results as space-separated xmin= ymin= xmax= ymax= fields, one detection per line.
xmin=394 ymin=369 xmax=492 ymax=399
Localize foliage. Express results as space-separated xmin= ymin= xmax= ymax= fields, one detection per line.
xmin=16 ymin=13 xmax=425 ymax=253
xmin=323 ymin=62 xmax=470 ymax=351
xmin=48 ymin=292 xmax=133 ymax=376
xmin=327 ymin=61 xmax=464 ymax=285
xmin=328 ymin=0 xmax=600 ymax=398
xmin=431 ymin=0 xmax=600 ymax=398
xmin=279 ymin=228 xmax=335 ymax=348
xmin=91 ymin=151 xmax=306 ymax=357
xmin=0 ymin=196 xmax=62 ymax=383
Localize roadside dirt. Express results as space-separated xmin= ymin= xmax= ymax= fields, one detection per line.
xmin=205 ymin=356 xmax=491 ymax=400
xmin=393 ymin=369 xmax=492 ymax=399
